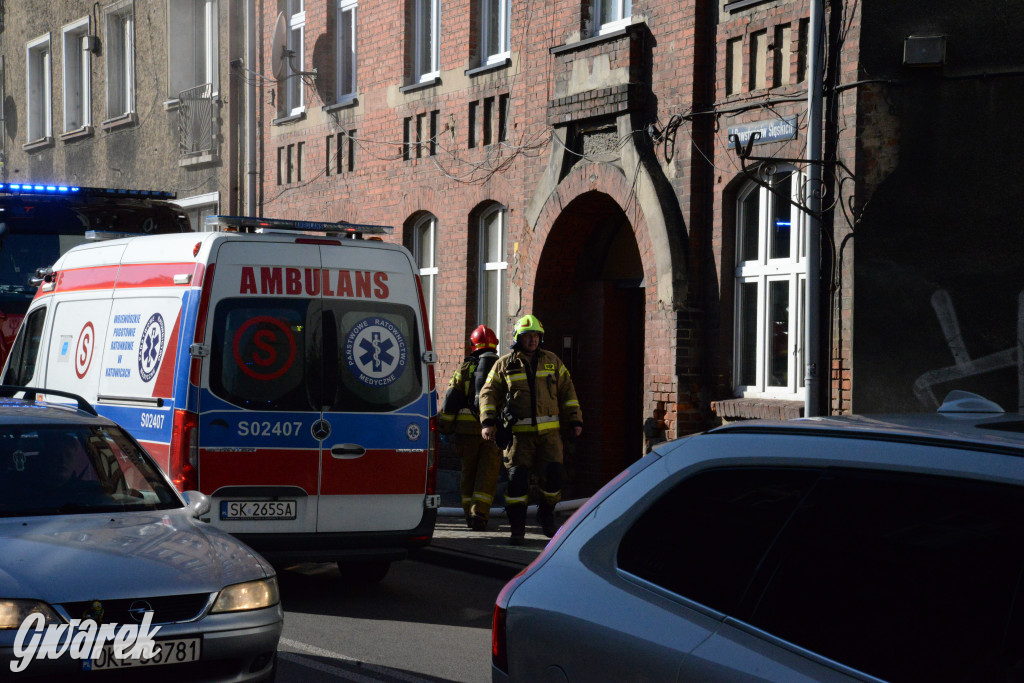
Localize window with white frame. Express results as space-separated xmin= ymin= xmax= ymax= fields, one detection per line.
xmin=336 ymin=0 xmax=357 ymax=101
xmin=413 ymin=215 xmax=438 ymax=331
xmin=61 ymin=19 xmax=91 ymax=133
xmin=104 ymin=0 xmax=134 ymax=119
xmin=734 ymin=168 xmax=806 ymax=398
xmin=26 ymin=34 xmax=52 ymax=143
xmin=168 ymin=0 xmax=218 ymax=100
xmin=413 ymin=0 xmax=439 ymax=83
xmin=481 ymin=0 xmax=510 ymax=66
xmin=479 ymin=205 xmax=508 ymax=348
xmin=594 ymin=0 xmax=631 ymax=35
xmin=286 ymin=0 xmax=305 ymax=114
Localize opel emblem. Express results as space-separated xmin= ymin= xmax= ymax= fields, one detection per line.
xmin=311 ymin=419 xmax=331 ymax=441
xmin=128 ymin=600 xmax=154 ymax=623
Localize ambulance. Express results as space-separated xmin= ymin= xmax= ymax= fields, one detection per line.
xmin=1 ymin=216 xmax=439 ymax=581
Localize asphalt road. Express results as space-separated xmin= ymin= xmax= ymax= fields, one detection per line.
xmin=274 ymin=558 xmax=506 ymax=683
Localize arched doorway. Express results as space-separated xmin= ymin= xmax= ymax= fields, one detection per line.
xmin=533 ymin=191 xmax=644 ymax=496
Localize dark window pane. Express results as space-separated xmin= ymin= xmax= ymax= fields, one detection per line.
xmin=769 ymin=172 xmax=792 ymax=259
xmin=3 ymin=306 xmax=47 ymax=386
xmin=748 ymin=470 xmax=1024 ymax=683
xmin=618 ymin=467 xmax=819 ymax=614
xmin=210 ymin=299 xmax=315 ymax=411
xmin=767 ymin=280 xmax=789 ymax=387
xmin=330 ymin=300 xmax=423 ymax=412
xmin=737 ymin=282 xmax=758 ymax=386
xmin=738 ymin=189 xmax=759 ymax=262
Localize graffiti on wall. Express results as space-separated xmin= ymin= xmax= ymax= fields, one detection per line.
xmin=913 ymin=289 xmax=1024 ymax=412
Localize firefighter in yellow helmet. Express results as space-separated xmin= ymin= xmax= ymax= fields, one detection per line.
xmin=480 ymin=315 xmax=583 ymax=544
xmin=438 ymin=325 xmax=502 ymax=530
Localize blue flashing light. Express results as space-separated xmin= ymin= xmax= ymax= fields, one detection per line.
xmin=0 ymin=183 xmax=172 ymax=199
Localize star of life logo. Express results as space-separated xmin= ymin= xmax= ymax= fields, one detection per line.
xmin=9 ymin=611 xmax=161 ymax=673
xmin=345 ymin=317 xmax=407 ymax=387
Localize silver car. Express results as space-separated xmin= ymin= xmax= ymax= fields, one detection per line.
xmin=493 ymin=392 xmax=1024 ymax=682
xmin=0 ymin=389 xmax=282 ymax=680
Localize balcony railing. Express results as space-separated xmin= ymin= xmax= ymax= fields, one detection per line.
xmin=178 ymin=83 xmax=216 ymax=158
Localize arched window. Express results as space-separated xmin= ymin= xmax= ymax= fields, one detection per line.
xmin=478 ymin=205 xmax=507 ymax=347
xmin=734 ymin=168 xmax=806 ymax=398
xmin=413 ymin=214 xmax=438 ymax=331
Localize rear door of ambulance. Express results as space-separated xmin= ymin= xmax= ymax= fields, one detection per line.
xmin=198 ymin=237 xmax=431 ymax=538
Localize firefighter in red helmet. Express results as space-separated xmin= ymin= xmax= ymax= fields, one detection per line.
xmin=438 ymin=324 xmax=502 ymax=530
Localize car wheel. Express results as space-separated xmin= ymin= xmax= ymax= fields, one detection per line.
xmin=337 ymin=560 xmax=390 ymax=584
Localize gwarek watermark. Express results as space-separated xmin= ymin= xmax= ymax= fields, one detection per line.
xmin=10 ymin=611 xmax=161 ymax=673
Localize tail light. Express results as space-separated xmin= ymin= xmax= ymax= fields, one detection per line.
xmin=169 ymin=409 xmax=199 ymax=491
xmin=493 ymin=566 xmax=528 ymax=675
xmin=426 ymin=415 xmax=438 ymax=495
xmin=490 ymin=468 xmax=638 ymax=675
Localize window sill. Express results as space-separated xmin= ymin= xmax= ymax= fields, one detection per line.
xmin=724 ymin=0 xmax=775 ymax=13
xmin=60 ymin=127 xmax=94 ymax=143
xmin=466 ymin=57 xmax=511 ymax=78
xmin=22 ymin=136 xmax=55 ymax=152
xmin=711 ymin=398 xmax=804 ymax=422
xmin=550 ymin=20 xmax=646 ymax=56
xmin=101 ymin=113 xmax=137 ymax=131
xmin=323 ymin=96 xmax=358 ymax=113
xmin=179 ymin=152 xmax=219 ymax=167
xmin=272 ymin=110 xmax=307 ymax=126
xmin=400 ymin=76 xmax=441 ymax=94
xmin=163 ymin=98 xmax=181 ymax=111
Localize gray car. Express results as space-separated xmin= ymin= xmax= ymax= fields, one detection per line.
xmin=0 ymin=388 xmax=282 ymax=680
xmin=493 ymin=392 xmax=1024 ymax=682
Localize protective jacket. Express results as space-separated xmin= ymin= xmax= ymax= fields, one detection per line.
xmin=479 ymin=348 xmax=582 ymax=434
xmin=439 ymin=351 xmax=498 ymax=435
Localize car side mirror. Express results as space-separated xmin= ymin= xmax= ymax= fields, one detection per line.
xmin=182 ymin=490 xmax=211 ymax=519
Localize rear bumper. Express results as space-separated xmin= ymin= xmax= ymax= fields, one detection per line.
xmin=233 ymin=508 xmax=437 ymax=564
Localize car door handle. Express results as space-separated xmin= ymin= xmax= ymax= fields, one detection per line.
xmin=330 ymin=444 xmax=366 ymax=459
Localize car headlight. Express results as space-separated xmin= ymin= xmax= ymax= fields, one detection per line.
xmin=211 ymin=577 xmax=279 ymax=613
xmin=0 ymin=600 xmax=64 ymax=630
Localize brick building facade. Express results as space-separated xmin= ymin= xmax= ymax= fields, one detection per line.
xmin=3 ymin=1 xmax=1022 ymax=498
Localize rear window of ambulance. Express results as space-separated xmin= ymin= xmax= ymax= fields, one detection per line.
xmin=209 ymin=298 xmax=422 ymax=412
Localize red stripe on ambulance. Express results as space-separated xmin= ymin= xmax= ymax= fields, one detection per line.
xmin=238 ymin=267 xmax=389 ymax=299
xmin=320 ymin=450 xmax=428 ymax=495
xmin=199 ymin=448 xmax=320 ymax=495
xmin=55 ymin=266 xmax=119 ymax=292
xmin=113 ymin=263 xmax=199 ymax=288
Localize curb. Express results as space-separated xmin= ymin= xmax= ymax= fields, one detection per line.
xmin=410 ymin=545 xmax=527 ymax=581
xmin=435 ymin=498 xmax=587 ymax=518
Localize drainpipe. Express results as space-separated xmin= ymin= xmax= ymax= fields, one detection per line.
xmin=245 ymin=0 xmax=257 ymax=215
xmin=804 ymin=0 xmax=824 ymax=417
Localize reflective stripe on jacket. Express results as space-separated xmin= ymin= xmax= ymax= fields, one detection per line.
xmin=478 ymin=348 xmax=582 ymax=431
xmin=439 ymin=356 xmax=487 ymax=435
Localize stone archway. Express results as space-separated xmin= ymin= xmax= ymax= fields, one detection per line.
xmin=532 ymin=191 xmax=645 ymax=496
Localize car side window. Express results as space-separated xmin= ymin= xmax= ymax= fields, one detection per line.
xmin=746 ymin=469 xmax=1024 ymax=683
xmin=3 ymin=306 xmax=46 ymax=386
xmin=617 ymin=467 xmax=819 ymax=614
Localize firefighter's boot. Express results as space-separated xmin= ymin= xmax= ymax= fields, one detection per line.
xmin=537 ymin=501 xmax=557 ymax=538
xmin=507 ymin=504 xmax=527 ymax=545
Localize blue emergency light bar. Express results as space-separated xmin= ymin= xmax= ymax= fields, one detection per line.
xmin=0 ymin=183 xmax=176 ymax=200
xmin=207 ymin=215 xmax=394 ymax=236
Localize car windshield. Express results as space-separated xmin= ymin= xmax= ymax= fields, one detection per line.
xmin=0 ymin=424 xmax=181 ymax=516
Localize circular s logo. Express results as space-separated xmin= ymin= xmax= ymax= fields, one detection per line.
xmin=232 ymin=316 xmax=297 ymax=381
xmin=75 ymin=322 xmax=96 ymax=379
